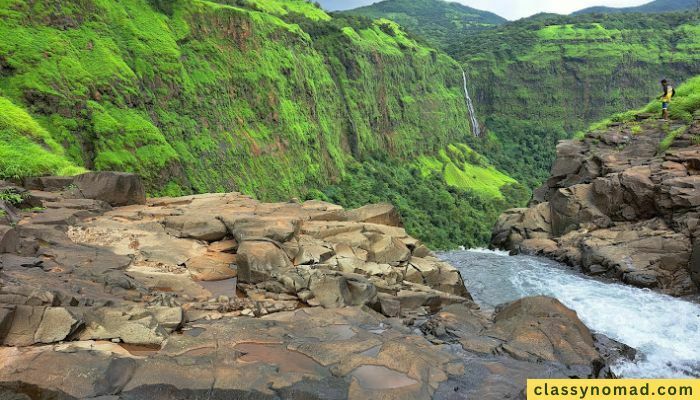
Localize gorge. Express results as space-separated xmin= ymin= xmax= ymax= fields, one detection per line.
xmin=1 ymin=0 xmax=699 ymax=398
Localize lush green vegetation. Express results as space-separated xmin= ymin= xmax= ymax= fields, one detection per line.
xmin=580 ymin=75 xmax=700 ymax=147
xmin=317 ymin=159 xmax=527 ymax=249
xmin=0 ymin=96 xmax=85 ymax=179
xmin=574 ymin=0 xmax=696 ymax=15
xmin=0 ymin=0 xmax=525 ymax=247
xmin=445 ymin=12 xmax=700 ymax=187
xmin=341 ymin=0 xmax=505 ymax=48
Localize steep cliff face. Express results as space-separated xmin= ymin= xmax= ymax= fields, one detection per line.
xmin=0 ymin=0 xmax=527 ymax=248
xmin=450 ymin=13 xmax=700 ymax=187
xmin=492 ymin=77 xmax=700 ymax=296
xmin=0 ymin=0 xmax=473 ymax=195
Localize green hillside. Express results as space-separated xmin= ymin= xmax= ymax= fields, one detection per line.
xmin=0 ymin=0 xmax=525 ymax=249
xmin=574 ymin=0 xmax=696 ymax=15
xmin=343 ymin=0 xmax=505 ymax=48
xmin=447 ymin=12 xmax=700 ymax=187
xmin=581 ymin=75 xmax=700 ymax=138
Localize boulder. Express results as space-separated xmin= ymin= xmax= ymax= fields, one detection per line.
xmin=23 ymin=176 xmax=75 ymax=191
xmin=690 ymin=239 xmax=700 ymax=288
xmin=364 ymin=234 xmax=410 ymax=265
xmin=2 ymin=305 xmax=45 ymax=346
xmin=550 ymin=140 xmax=585 ymax=178
xmin=0 ymin=306 xmax=16 ymax=341
xmin=489 ymin=296 xmax=603 ymax=376
xmin=73 ymin=172 xmax=146 ymax=206
xmin=236 ymin=240 xmax=293 ymax=284
xmin=222 ymin=216 xmax=300 ymax=243
xmin=164 ymin=214 xmax=228 ymax=242
xmin=0 ymin=200 xmax=20 ymax=224
xmin=0 ymin=225 xmax=19 ymax=253
xmin=491 ymin=203 xmax=551 ymax=251
xmin=345 ymin=204 xmax=402 ymax=227
xmin=592 ymin=167 xmax=656 ymax=221
xmin=550 ymin=184 xmax=610 ymax=236
xmin=79 ymin=307 xmax=173 ymax=346
xmin=308 ymin=272 xmax=377 ymax=308
xmin=657 ymin=176 xmax=700 ymax=211
xmin=519 ymin=238 xmax=558 ymax=255
xmin=185 ymin=252 xmax=237 ymax=282
xmin=34 ymin=307 xmax=81 ymax=344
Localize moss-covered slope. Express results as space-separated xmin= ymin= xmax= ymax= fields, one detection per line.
xmin=0 ymin=0 xmax=470 ymax=192
xmin=0 ymin=0 xmax=523 ymax=248
xmin=448 ymin=13 xmax=700 ymax=187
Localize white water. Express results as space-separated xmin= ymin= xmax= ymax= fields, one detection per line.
xmin=440 ymin=249 xmax=700 ymax=378
xmin=460 ymin=68 xmax=481 ymax=137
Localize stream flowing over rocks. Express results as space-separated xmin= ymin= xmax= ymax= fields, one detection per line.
xmin=0 ymin=172 xmax=619 ymax=399
xmin=492 ymin=117 xmax=700 ymax=296
xmin=443 ymin=249 xmax=700 ymax=379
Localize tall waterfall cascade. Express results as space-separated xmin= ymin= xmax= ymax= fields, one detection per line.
xmin=461 ymin=68 xmax=481 ymax=137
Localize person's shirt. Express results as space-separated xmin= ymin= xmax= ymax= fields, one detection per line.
xmin=662 ymin=85 xmax=674 ymax=102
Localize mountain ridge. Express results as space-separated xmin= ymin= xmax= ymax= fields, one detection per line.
xmin=340 ymin=0 xmax=505 ymax=47
xmin=574 ymin=0 xmax=697 ymax=15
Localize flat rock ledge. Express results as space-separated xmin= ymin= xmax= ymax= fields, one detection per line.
xmin=1 ymin=173 xmax=615 ymax=399
xmin=493 ymin=119 xmax=700 ymax=297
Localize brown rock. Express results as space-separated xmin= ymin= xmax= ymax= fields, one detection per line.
xmin=186 ymin=252 xmax=237 ymax=281
xmin=236 ymin=240 xmax=293 ymax=284
xmin=490 ymin=297 xmax=603 ymax=376
xmin=222 ymin=216 xmax=300 ymax=243
xmin=164 ymin=214 xmax=228 ymax=242
xmin=345 ymin=204 xmax=402 ymax=227
xmin=73 ymin=172 xmax=146 ymax=206
xmin=308 ymin=272 xmax=377 ymax=308
xmin=690 ymin=239 xmax=700 ymax=288
xmin=550 ymin=184 xmax=610 ymax=236
xmin=0 ymin=225 xmax=19 ymax=253
xmin=365 ymin=234 xmax=411 ymax=265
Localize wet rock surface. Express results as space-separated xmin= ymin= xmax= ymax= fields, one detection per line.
xmin=0 ymin=174 xmax=611 ymax=399
xmin=493 ymin=119 xmax=700 ymax=296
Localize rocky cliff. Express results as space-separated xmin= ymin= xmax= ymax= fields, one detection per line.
xmin=0 ymin=173 xmax=622 ymax=399
xmin=493 ymin=115 xmax=700 ymax=297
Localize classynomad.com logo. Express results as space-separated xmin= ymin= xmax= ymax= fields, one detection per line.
xmin=527 ymin=379 xmax=699 ymax=399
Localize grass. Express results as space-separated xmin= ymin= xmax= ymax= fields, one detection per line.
xmin=0 ymin=188 xmax=24 ymax=205
xmin=416 ymin=143 xmax=517 ymax=199
xmin=583 ymin=75 xmax=700 ymax=136
xmin=0 ymin=0 xmax=521 ymax=249
xmin=0 ymin=97 xmax=85 ymax=179
xmin=659 ymin=126 xmax=688 ymax=152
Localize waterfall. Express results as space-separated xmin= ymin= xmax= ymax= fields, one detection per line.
xmin=461 ymin=68 xmax=481 ymax=137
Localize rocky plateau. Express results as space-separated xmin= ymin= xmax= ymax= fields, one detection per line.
xmin=0 ymin=172 xmax=623 ymax=399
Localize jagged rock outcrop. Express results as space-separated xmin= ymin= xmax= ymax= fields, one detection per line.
xmin=0 ymin=173 xmax=612 ymax=399
xmin=493 ymin=118 xmax=700 ymax=296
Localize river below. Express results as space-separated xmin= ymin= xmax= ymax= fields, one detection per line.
xmin=440 ymin=249 xmax=700 ymax=378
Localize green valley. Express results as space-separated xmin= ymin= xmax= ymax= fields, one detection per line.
xmin=0 ymin=0 xmax=526 ymax=248
xmin=343 ymin=1 xmax=700 ymax=188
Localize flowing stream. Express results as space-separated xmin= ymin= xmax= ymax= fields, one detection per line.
xmin=440 ymin=249 xmax=700 ymax=378
xmin=460 ymin=68 xmax=481 ymax=137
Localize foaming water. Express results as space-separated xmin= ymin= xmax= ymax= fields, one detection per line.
xmin=440 ymin=250 xmax=700 ymax=378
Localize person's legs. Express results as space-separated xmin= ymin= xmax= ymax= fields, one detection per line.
xmin=662 ymin=103 xmax=669 ymax=120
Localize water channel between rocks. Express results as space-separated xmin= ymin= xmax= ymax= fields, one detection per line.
xmin=440 ymin=249 xmax=700 ymax=378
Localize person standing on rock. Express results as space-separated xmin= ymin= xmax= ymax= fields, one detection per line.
xmin=659 ymin=79 xmax=675 ymax=121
